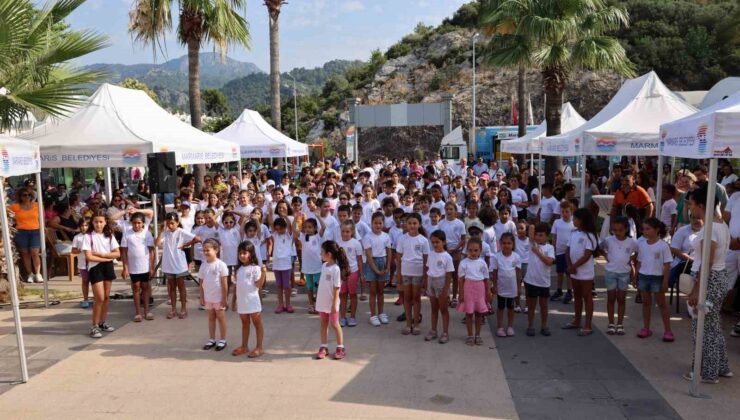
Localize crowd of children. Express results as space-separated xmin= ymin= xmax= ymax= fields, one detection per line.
xmin=71 ymin=158 xmax=723 ymax=360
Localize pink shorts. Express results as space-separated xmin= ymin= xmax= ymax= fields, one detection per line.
xmin=204 ymin=301 xmax=225 ymax=310
xmin=457 ymin=280 xmax=489 ymax=315
xmin=340 ymin=271 xmax=359 ymax=295
xmin=320 ymin=311 xmax=339 ymax=323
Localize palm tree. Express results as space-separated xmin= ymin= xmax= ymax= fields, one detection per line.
xmin=129 ymin=0 xmax=250 ymax=188
xmin=265 ymin=0 xmax=287 ymax=130
xmin=0 ymin=0 xmax=108 ymax=131
xmin=480 ymin=0 xmax=531 ymax=138
xmin=481 ymin=0 xmax=635 ymax=181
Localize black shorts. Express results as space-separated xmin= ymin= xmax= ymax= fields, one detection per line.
xmin=525 ymin=283 xmax=551 ymax=298
xmin=194 ymin=259 xmax=202 ymax=270
xmin=497 ymin=296 xmax=515 ymax=310
xmin=184 ymin=247 xmax=192 ymax=264
xmin=88 ymin=261 xmax=116 ymax=284
xmin=130 ymin=272 xmax=150 ymax=283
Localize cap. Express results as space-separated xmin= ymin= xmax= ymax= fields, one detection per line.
xmin=467 ymin=220 xmax=485 ymax=233
xmin=479 ymin=172 xmax=490 ymax=181
xmin=266 ymin=180 xmax=276 ymax=187
xmin=180 ymin=201 xmax=191 ymax=208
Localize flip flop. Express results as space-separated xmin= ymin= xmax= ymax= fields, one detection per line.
xmin=133 ymin=315 xmax=143 ymax=322
xmin=248 ymin=349 xmax=263 ymax=358
xmin=178 ymin=311 xmax=188 ymax=319
xmin=232 ymin=347 xmax=247 ymax=356
xmin=561 ymin=322 xmax=582 ymax=330
xmin=145 ymin=313 xmax=154 ymax=321
xmin=578 ymin=329 xmax=594 ymax=336
xmin=166 ymin=311 xmax=176 ymax=319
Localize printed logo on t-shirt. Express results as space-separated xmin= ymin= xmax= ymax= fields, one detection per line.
xmin=414 ymin=244 xmax=422 ymax=252
xmin=325 ymin=273 xmax=332 ymax=282
xmin=654 ymin=251 xmax=660 ymax=260
xmin=436 ymin=260 xmax=444 ymax=268
xmin=479 ymin=265 xmax=488 ymax=276
xmin=578 ymin=237 xmax=584 ymax=245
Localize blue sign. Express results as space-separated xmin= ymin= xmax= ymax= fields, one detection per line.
xmin=475 ymin=126 xmax=538 ymax=161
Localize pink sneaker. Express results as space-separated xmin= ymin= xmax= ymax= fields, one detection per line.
xmin=506 ymin=327 xmax=515 ymax=337
xmin=285 ymin=305 xmax=294 ymax=313
xmin=315 ymin=347 xmax=328 ymax=360
xmin=274 ymin=305 xmax=285 ymax=314
xmin=333 ymin=347 xmax=346 ymax=360
xmin=637 ymin=328 xmax=653 ymax=338
xmin=662 ymin=331 xmax=675 ymax=342
xmin=496 ymin=328 xmax=507 ymax=337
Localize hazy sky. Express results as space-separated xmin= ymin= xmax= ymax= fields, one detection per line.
xmin=59 ymin=0 xmax=470 ymax=71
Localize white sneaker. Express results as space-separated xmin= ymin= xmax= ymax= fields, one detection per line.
xmin=369 ymin=315 xmax=381 ymax=327
xmin=379 ymin=313 xmax=389 ymax=324
xmin=291 ymin=288 xmax=298 ymax=297
xmin=34 ymin=273 xmax=44 ymax=283
xmin=26 ymin=274 xmax=35 ymax=283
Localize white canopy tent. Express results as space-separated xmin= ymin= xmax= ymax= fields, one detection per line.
xmin=215 ymin=109 xmax=308 ymax=163
xmin=501 ymin=102 xmax=586 ymax=154
xmin=659 ymin=92 xmax=740 ymax=397
xmin=0 ymin=136 xmax=42 ymax=383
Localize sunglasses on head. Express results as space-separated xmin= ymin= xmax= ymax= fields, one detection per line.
xmin=21 ymin=193 xmax=31 ymax=197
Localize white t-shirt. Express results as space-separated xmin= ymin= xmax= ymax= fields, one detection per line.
xmin=660 ymin=199 xmax=677 ymax=229
xmin=514 ymin=236 xmax=531 ymax=262
xmin=528 ymin=188 xmax=540 ymax=217
xmin=199 ymin=259 xmax=229 ymax=303
xmin=81 ymin=232 xmax=119 ymax=270
xmin=491 ymin=252 xmax=521 ymax=298
xmin=493 ymin=220 xmax=517 ymax=242
xmin=670 ymin=225 xmax=699 ymax=268
xmin=315 ymin=263 xmax=341 ymax=313
xmin=567 ymin=231 xmax=597 ymax=280
xmin=354 ymin=220 xmax=371 ymax=241
xmin=551 ymin=218 xmax=575 ymax=255
xmin=389 ymin=226 xmax=404 ymax=249
xmin=510 ymin=188 xmax=528 ymax=205
xmin=218 ymin=226 xmax=242 ymax=266
xmin=362 ymin=231 xmax=392 ymax=258
xmin=524 ymin=243 xmax=554 ymax=288
xmin=397 ymin=233 xmax=430 ymax=276
xmin=179 ymin=212 xmax=195 ymax=233
xmin=721 ymin=173 xmax=738 ymax=186
xmin=121 ymin=230 xmax=154 ymax=275
xmin=427 ymin=250 xmax=455 ymax=277
xmin=245 ymin=235 xmax=263 ymax=267
xmin=726 ymin=193 xmax=740 ymax=239
xmin=539 ymin=196 xmax=559 ymax=223
xmin=235 ymin=265 xmax=262 ymax=314
xmin=360 ymin=199 xmax=381 ymax=225
xmin=601 ymin=236 xmax=637 ymax=274
xmin=192 ymin=225 xmax=217 ymax=262
xmin=161 ymin=228 xmax=195 ymax=275
xmin=636 ymin=237 xmax=673 ymax=276
xmin=271 ymin=232 xmax=294 ymax=271
xmin=458 ymin=257 xmax=489 ymax=282
xmin=337 ymin=237 xmax=363 ymax=273
xmin=72 ymin=233 xmax=87 ymax=269
xmin=430 ymin=200 xmax=446 ymax=213
xmin=438 ymin=218 xmax=466 ymax=250
xmin=299 ymin=233 xmax=323 ymax=274
xmin=691 ymin=221 xmax=731 ymax=272
xmin=483 ymin=226 xmax=498 ymax=255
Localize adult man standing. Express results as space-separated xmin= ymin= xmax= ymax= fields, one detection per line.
xmin=610 ymin=173 xmax=654 ymax=218
xmin=694 ymin=164 xmax=728 ymax=209
xmin=720 ymin=162 xmax=737 ymax=187
xmin=606 ymin=164 xmax=623 ymax=194
xmin=267 ymin=162 xmax=285 ymax=185
xmin=473 ymin=156 xmax=489 ymax=177
xmin=562 ymin=158 xmax=573 ymax=182
xmin=506 ymin=156 xmax=519 ymax=178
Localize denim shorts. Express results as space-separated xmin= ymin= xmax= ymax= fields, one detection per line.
xmin=520 ymin=263 xmax=528 ymax=280
xmin=15 ymin=229 xmax=40 ymax=251
xmin=364 ymin=257 xmax=389 ymax=281
xmin=555 ymin=254 xmax=567 ymax=274
xmin=638 ymin=273 xmax=664 ymax=293
xmin=305 ymin=273 xmax=321 ymax=290
xmin=604 ymin=271 xmax=630 ymax=291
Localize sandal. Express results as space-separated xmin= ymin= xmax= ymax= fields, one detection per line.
xmin=425 ymin=330 xmax=438 ymax=341
xmin=411 ymin=327 xmax=421 ymax=336
xmin=167 ymin=311 xmax=177 ymax=319
xmin=178 ymin=311 xmax=188 ymax=319
xmin=607 ymin=324 xmax=616 ymax=335
xmin=616 ymin=325 xmax=625 ymax=335
xmin=465 ymin=336 xmax=475 ymax=346
xmin=438 ymin=333 xmax=449 ymax=344
xmin=215 ymin=340 xmax=227 ymax=351
xmin=402 ymin=326 xmax=412 ymax=335
xmin=203 ymin=340 xmax=216 ymax=350
xmin=248 ymin=349 xmax=263 ymax=358
xmin=145 ymin=313 xmax=154 ymax=321
xmin=474 ymin=336 xmax=483 ymax=345
xmin=561 ymin=321 xmax=582 ymax=330
xmin=232 ymin=346 xmax=247 ymax=356
xmin=578 ymin=329 xmax=594 ymax=336
xmin=133 ymin=314 xmax=143 ymax=322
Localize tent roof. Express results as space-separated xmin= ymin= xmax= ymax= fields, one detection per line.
xmin=501 ymin=103 xmax=585 ymax=154
xmin=700 ymin=77 xmax=740 ymax=109
xmin=582 ymin=72 xmax=697 ymax=156
xmin=214 ymin=109 xmax=308 ymax=158
xmin=541 ymin=72 xmax=696 ymax=156
xmin=660 ymin=91 xmax=740 ymax=159
xmin=440 ymin=126 xmax=464 ymax=146
xmin=0 ymin=136 xmax=41 ymax=177
xmin=19 ymin=84 xmax=239 ymax=168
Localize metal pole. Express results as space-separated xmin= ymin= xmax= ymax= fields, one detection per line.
xmin=472 ymin=33 xmax=479 ymax=156
xmin=152 ymin=192 xmax=159 ymax=276
xmin=35 ymin=173 xmax=48 ymax=308
xmin=655 ymin=154 xmax=664 ymax=219
xmin=104 ymin=167 xmax=112 ymax=203
xmin=689 ymin=158 xmax=718 ymax=398
xmin=670 ymin=156 xmax=676 ymax=184
xmin=293 ymin=75 xmax=299 ymax=141
xmin=579 ymin=155 xmax=586 ymax=207
xmin=0 ymin=177 xmax=29 ymax=382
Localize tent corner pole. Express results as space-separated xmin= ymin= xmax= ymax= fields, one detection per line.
xmin=104 ymin=167 xmax=112 ymax=203
xmin=237 ymin=159 xmax=243 ymax=181
xmin=35 ymin=173 xmax=49 ymax=308
xmin=152 ymin=193 xmax=159 ymax=277
xmin=655 ymin=155 xmax=664 ymax=219
xmin=689 ymin=158 xmax=718 ymax=398
xmin=0 ymin=176 xmax=29 ymax=383
xmin=579 ymin=155 xmax=586 ymax=207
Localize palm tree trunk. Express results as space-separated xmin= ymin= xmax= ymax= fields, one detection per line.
xmin=187 ymin=37 xmax=206 ymax=190
xmin=543 ymin=67 xmax=564 ymax=184
xmin=517 ymin=64 xmax=526 ymax=138
xmin=268 ymin=8 xmax=281 ymax=130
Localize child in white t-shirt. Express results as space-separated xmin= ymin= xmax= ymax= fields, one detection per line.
xmin=425 ymin=230 xmax=455 ymax=343
xmin=660 ymin=184 xmax=678 ymax=236
xmin=199 ymin=239 xmax=229 ymax=351
xmin=120 ymin=212 xmax=155 ymax=322
xmin=564 ymin=208 xmax=599 ymax=336
xmin=538 ymin=183 xmax=559 ymax=223
xmin=363 ymin=213 xmax=392 ymax=326
xmin=315 ymin=241 xmax=347 ymax=360
xmin=491 ymin=233 xmax=522 ymax=338
xmin=271 ymin=217 xmax=294 ymax=314
xmin=635 ymin=218 xmax=674 ymax=342
xmin=156 ymin=212 xmax=199 ymax=320
xmin=493 ymin=206 xmax=517 ymax=247
xmin=600 ymin=217 xmax=638 ymax=335
xmin=550 ymin=200 xmax=576 ymax=303
xmin=514 ymin=220 xmax=531 ymax=313
xmin=71 ymin=219 xmax=91 ymax=308
xmin=457 ymin=238 xmax=491 ymax=346
xmin=231 ymin=241 xmax=266 ymax=358
xmin=395 ymin=213 xmax=430 ymax=336
xmin=337 ymin=220 xmax=364 ymax=328
xmin=523 ymin=223 xmax=555 ymax=336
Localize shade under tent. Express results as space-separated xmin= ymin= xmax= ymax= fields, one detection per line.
xmin=659 ymin=91 xmax=740 ymax=397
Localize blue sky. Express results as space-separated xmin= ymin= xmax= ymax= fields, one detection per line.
xmin=59 ymin=0 xmax=470 ymax=71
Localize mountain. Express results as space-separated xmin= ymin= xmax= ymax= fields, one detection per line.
xmin=222 ymin=59 xmax=364 ymax=113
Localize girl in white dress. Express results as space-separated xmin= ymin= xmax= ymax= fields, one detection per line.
xmin=231 ymin=241 xmax=266 ymax=358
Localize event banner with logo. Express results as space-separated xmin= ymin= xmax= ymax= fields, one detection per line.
xmin=0 ymin=139 xmax=41 ymax=177
xmin=39 ymin=145 xmax=240 ymax=168
xmin=582 ymin=134 xmax=660 ymax=156
xmin=659 ymin=116 xmax=715 ymax=159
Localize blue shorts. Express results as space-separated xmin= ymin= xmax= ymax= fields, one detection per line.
xmin=15 ymin=229 xmax=40 ymax=251
xmin=604 ymin=271 xmax=630 ymax=291
xmin=305 ymin=273 xmax=320 ymax=290
xmin=364 ymin=257 xmax=389 ymax=281
xmin=520 ymin=263 xmax=528 ymax=280
xmin=638 ymin=273 xmax=664 ymax=293
xmin=555 ymin=254 xmax=567 ymax=274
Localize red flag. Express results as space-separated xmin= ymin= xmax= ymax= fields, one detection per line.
xmin=511 ymin=95 xmax=519 ymax=125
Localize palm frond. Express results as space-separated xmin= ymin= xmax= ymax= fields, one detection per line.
xmin=572 ymin=36 xmax=636 ymax=77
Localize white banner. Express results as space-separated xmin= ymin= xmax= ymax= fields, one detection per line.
xmin=39 ymin=145 xmax=240 ymax=168
xmin=583 ymin=134 xmax=660 ymax=156
xmin=0 ymin=138 xmax=41 ymax=177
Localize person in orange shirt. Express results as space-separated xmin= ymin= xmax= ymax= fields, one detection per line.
xmin=610 ymin=174 xmax=654 ymax=219
xmin=8 ymin=187 xmax=42 ymax=283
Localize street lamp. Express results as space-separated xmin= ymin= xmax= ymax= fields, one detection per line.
xmin=286 ymin=72 xmax=299 ymax=141
xmin=472 ymin=32 xmax=480 ymax=158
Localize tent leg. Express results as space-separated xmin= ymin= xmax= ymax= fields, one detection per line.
xmin=670 ymin=157 xmax=676 ymax=184
xmin=579 ymin=155 xmax=586 ymax=207
xmin=36 ymin=173 xmax=49 ymax=308
xmin=104 ymin=167 xmax=112 ymax=203
xmin=238 ymin=159 xmax=243 ymax=180
xmin=656 ymin=155 xmax=664 ymax=219
xmin=689 ymin=158 xmax=718 ymax=399
xmin=152 ymin=193 xmax=159 ymax=278
xmin=0 ymin=177 xmax=29 ymax=383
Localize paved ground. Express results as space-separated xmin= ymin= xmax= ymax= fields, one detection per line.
xmin=0 ymin=260 xmax=739 ymax=419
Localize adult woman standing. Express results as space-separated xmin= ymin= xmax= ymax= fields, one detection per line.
xmin=675 ymin=170 xmax=697 ymax=232
xmin=685 ymin=183 xmax=733 ymax=383
xmin=9 ymin=187 xmax=42 ymax=283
